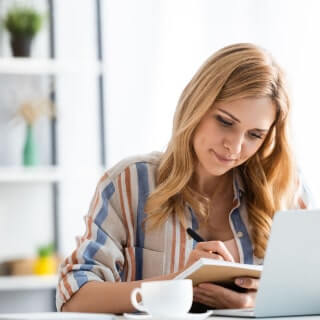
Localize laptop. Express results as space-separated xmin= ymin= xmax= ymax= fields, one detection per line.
xmin=213 ymin=209 xmax=320 ymax=317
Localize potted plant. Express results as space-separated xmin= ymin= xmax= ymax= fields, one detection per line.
xmin=3 ymin=5 xmax=44 ymax=57
xmin=33 ymin=243 xmax=57 ymax=275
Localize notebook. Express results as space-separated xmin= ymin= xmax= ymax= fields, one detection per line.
xmin=212 ymin=209 xmax=320 ymax=317
xmin=175 ymin=257 xmax=262 ymax=288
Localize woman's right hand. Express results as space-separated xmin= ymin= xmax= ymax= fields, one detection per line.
xmin=183 ymin=240 xmax=234 ymax=271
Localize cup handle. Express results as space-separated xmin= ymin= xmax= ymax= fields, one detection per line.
xmin=131 ymin=287 xmax=147 ymax=312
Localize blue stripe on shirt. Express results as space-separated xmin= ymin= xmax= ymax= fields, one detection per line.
xmin=189 ymin=207 xmax=199 ymax=249
xmin=230 ymin=208 xmax=253 ymax=264
xmin=74 ymin=181 xmax=115 ymax=288
xmin=95 ymin=182 xmax=115 ymax=226
xmin=73 ymin=270 xmax=88 ymax=288
xmin=135 ymin=162 xmax=149 ymax=280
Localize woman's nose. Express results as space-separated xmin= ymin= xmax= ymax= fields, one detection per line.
xmin=223 ymin=133 xmax=243 ymax=155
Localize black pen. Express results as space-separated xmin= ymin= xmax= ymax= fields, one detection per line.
xmin=186 ymin=227 xmax=205 ymax=242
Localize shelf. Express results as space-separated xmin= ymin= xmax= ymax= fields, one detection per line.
xmin=0 ymin=57 xmax=102 ymax=75
xmin=0 ymin=275 xmax=58 ymax=291
xmin=0 ymin=166 xmax=62 ymax=183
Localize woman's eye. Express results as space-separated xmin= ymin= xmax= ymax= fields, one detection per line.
xmin=250 ymin=132 xmax=263 ymax=140
xmin=216 ymin=115 xmax=232 ymax=126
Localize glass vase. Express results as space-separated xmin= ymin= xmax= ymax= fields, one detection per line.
xmin=23 ymin=124 xmax=38 ymax=166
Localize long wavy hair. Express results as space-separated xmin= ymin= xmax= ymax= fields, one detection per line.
xmin=145 ymin=43 xmax=297 ymax=259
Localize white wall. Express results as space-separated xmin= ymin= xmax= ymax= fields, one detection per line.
xmin=102 ymin=0 xmax=320 ymax=203
xmin=54 ymin=0 xmax=102 ymax=256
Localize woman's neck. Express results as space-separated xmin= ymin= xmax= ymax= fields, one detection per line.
xmin=193 ymin=167 xmax=233 ymax=199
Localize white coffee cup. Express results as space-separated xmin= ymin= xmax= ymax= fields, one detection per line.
xmin=130 ymin=279 xmax=193 ymax=317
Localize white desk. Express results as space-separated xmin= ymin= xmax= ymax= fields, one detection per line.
xmin=0 ymin=314 xmax=113 ymax=320
xmin=0 ymin=314 xmax=320 ymax=320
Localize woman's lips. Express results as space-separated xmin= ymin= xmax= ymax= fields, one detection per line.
xmin=211 ymin=149 xmax=237 ymax=163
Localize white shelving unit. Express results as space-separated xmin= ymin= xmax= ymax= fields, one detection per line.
xmin=0 ymin=275 xmax=58 ymax=291
xmin=0 ymin=2 xmax=105 ymax=313
xmin=0 ymin=166 xmax=62 ymax=183
xmin=0 ymin=57 xmax=102 ymax=75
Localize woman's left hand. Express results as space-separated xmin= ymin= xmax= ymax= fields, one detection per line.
xmin=193 ymin=277 xmax=260 ymax=309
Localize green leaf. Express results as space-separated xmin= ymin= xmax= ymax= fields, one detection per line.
xmin=3 ymin=5 xmax=44 ymax=36
xmin=37 ymin=243 xmax=55 ymax=258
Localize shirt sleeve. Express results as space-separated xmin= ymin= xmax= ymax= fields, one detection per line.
xmin=56 ymin=172 xmax=127 ymax=311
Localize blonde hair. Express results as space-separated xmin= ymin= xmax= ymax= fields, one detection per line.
xmin=145 ymin=43 xmax=296 ymax=259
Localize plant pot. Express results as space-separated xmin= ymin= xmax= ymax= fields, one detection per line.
xmin=23 ymin=124 xmax=38 ymax=166
xmin=10 ymin=33 xmax=33 ymax=57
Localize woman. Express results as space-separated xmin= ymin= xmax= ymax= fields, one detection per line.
xmin=57 ymin=43 xmax=311 ymax=313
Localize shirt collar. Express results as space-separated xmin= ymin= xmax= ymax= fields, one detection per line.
xmin=233 ymin=168 xmax=245 ymax=201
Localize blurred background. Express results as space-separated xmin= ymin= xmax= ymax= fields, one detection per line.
xmin=0 ymin=0 xmax=319 ymax=313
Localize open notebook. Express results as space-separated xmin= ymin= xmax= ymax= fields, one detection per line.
xmin=175 ymin=258 xmax=262 ymax=287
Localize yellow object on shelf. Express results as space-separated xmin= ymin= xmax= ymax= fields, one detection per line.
xmin=33 ymin=255 xmax=57 ymax=275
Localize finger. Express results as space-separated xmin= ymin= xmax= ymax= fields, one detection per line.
xmin=193 ymin=291 xmax=218 ymax=308
xmin=197 ymin=283 xmax=243 ymax=304
xmin=194 ymin=287 xmax=220 ymax=307
xmin=198 ymin=241 xmax=234 ymax=262
xmin=197 ymin=283 xmax=254 ymax=309
xmin=193 ymin=249 xmax=225 ymax=261
xmin=235 ymin=277 xmax=260 ymax=290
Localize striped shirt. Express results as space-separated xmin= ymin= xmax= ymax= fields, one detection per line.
xmin=56 ymin=151 xmax=312 ymax=311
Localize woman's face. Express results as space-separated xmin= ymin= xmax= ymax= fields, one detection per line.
xmin=192 ymin=97 xmax=276 ymax=178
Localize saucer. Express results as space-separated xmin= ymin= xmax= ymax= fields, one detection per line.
xmin=123 ymin=310 xmax=213 ymax=320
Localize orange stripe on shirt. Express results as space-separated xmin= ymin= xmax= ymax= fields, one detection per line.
xmin=170 ymin=214 xmax=177 ymax=273
xmin=124 ymin=168 xmax=136 ymax=280
xmin=86 ymin=216 xmax=93 ymax=241
xmin=61 ymin=258 xmax=72 ymax=278
xmin=125 ymin=167 xmax=135 ymax=237
xmin=58 ymin=281 xmax=67 ymax=303
xmin=178 ymin=222 xmax=186 ymax=271
xmin=60 ymin=262 xmax=76 ymax=295
xmin=118 ymin=174 xmax=131 ymax=247
xmin=128 ymin=246 xmax=136 ymax=281
xmin=62 ymin=274 xmax=73 ymax=298
xmin=98 ymin=172 xmax=109 ymax=184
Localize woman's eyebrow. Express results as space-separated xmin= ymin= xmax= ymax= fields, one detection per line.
xmin=254 ymin=128 xmax=269 ymax=133
xmin=217 ymin=108 xmax=269 ymax=132
xmin=217 ymin=108 xmax=241 ymax=123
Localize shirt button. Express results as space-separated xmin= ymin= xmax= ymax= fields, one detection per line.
xmin=237 ymin=231 xmax=243 ymax=238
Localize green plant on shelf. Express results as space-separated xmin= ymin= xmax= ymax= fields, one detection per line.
xmin=38 ymin=243 xmax=55 ymax=258
xmin=2 ymin=5 xmax=45 ymax=57
xmin=34 ymin=243 xmax=57 ymax=275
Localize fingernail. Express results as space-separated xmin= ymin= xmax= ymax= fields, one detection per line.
xmin=236 ymin=279 xmax=244 ymax=285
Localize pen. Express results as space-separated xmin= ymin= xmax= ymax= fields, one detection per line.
xmin=186 ymin=227 xmax=205 ymax=242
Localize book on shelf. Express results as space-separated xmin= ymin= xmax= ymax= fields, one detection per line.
xmin=175 ymin=258 xmax=262 ymax=287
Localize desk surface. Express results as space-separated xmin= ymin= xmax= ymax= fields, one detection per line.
xmin=0 ymin=313 xmax=320 ymax=320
